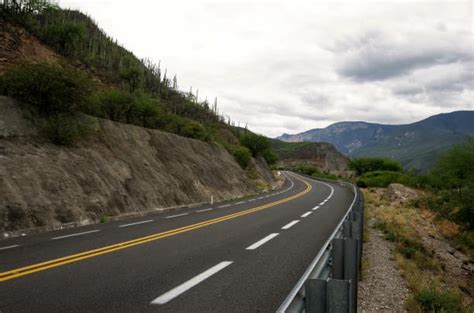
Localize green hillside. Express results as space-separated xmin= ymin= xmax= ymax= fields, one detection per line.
xmin=0 ymin=0 xmax=274 ymax=168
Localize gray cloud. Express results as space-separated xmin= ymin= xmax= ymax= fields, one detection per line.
xmin=60 ymin=0 xmax=474 ymax=137
xmin=335 ymin=31 xmax=473 ymax=82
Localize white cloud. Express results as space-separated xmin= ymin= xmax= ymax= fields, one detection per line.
xmin=59 ymin=0 xmax=474 ymax=137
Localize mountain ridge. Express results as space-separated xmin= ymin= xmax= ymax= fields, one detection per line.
xmin=277 ymin=110 xmax=474 ymax=171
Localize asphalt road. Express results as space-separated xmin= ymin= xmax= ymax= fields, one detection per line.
xmin=0 ymin=172 xmax=354 ymax=312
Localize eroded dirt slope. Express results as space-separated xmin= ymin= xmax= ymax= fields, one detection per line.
xmin=0 ymin=97 xmax=272 ymax=233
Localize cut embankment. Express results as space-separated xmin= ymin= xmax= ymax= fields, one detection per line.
xmin=0 ymin=97 xmax=274 ymax=233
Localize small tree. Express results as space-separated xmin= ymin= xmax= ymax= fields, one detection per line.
xmin=240 ymin=132 xmax=271 ymax=157
xmin=96 ymin=89 xmax=133 ymax=122
xmin=233 ymin=146 xmax=251 ymax=169
xmin=136 ymin=96 xmax=160 ymax=128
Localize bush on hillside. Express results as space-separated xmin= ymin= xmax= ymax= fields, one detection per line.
xmin=0 ymin=62 xmax=91 ymax=115
xmin=240 ymin=132 xmax=277 ymax=164
xmin=179 ymin=120 xmax=209 ymax=141
xmin=43 ymin=22 xmax=85 ymax=56
xmin=0 ymin=62 xmax=93 ymax=145
xmin=240 ymin=132 xmax=271 ymax=156
xmin=135 ymin=96 xmax=161 ymax=128
xmin=425 ymin=139 xmax=474 ymax=229
xmin=233 ymin=146 xmax=252 ymax=169
xmin=356 ymin=171 xmax=402 ymax=188
xmin=262 ymin=149 xmax=278 ymax=165
xmin=350 ymin=157 xmax=403 ymax=175
xmin=95 ymin=90 xmax=133 ymax=122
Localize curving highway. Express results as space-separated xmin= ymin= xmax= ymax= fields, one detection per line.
xmin=0 ymin=172 xmax=354 ymax=312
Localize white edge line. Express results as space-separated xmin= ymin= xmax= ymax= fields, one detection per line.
xmin=0 ymin=244 xmax=20 ymax=251
xmin=276 ymin=173 xmax=356 ymax=313
xmin=235 ymin=201 xmax=246 ymax=205
xmin=218 ymin=204 xmax=230 ymax=208
xmin=52 ymin=230 xmax=99 ymax=240
xmin=301 ymin=211 xmax=312 ymax=218
xmin=165 ymin=213 xmax=189 ymax=219
xmin=119 ymin=219 xmax=153 ymax=228
xmin=246 ymin=233 xmax=279 ymax=250
xmin=281 ymin=220 xmax=300 ymax=230
xmin=150 ymin=261 xmax=233 ymax=305
xmin=196 ymin=208 xmax=213 ymax=213
xmin=312 ymin=206 xmax=320 ymax=211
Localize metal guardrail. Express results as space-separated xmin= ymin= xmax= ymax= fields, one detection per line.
xmin=277 ymin=174 xmax=365 ymax=313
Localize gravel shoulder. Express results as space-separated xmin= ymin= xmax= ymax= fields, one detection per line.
xmin=358 ymin=225 xmax=410 ymax=312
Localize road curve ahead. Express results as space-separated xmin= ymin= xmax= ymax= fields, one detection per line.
xmin=0 ymin=172 xmax=354 ymax=312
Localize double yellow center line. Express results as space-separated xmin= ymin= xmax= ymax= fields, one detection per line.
xmin=1 ymin=176 xmax=312 ymax=282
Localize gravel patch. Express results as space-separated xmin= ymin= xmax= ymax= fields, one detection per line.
xmin=358 ymin=225 xmax=410 ymax=312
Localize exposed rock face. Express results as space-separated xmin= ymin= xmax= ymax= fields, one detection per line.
xmin=272 ymin=140 xmax=350 ymax=175
xmin=0 ymin=97 xmax=273 ymax=232
xmin=384 ymin=183 xmax=419 ymax=204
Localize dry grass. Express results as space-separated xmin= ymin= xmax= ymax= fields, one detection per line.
xmin=363 ymin=189 xmax=472 ymax=313
xmin=438 ymin=219 xmax=461 ymax=239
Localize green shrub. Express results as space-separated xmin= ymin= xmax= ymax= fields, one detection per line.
xmin=262 ymin=149 xmax=278 ymax=165
xmin=43 ymin=22 xmax=85 ymax=56
xmin=0 ymin=62 xmax=91 ymax=115
xmin=426 ymin=139 xmax=474 ymax=229
xmin=179 ymin=119 xmax=209 ymax=141
xmin=95 ymin=89 xmax=133 ymax=122
xmin=350 ymin=157 xmax=403 ymax=175
xmin=233 ymin=146 xmax=252 ymax=169
xmin=135 ymin=96 xmax=160 ymax=128
xmin=416 ymin=287 xmax=463 ymax=313
xmin=356 ymin=171 xmax=402 ymax=187
xmin=240 ymin=132 xmax=272 ymax=157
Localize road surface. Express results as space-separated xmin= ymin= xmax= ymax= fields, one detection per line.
xmin=0 ymin=172 xmax=354 ymax=312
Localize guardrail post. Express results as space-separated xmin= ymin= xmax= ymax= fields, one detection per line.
xmin=305 ymin=279 xmax=351 ymax=313
xmin=330 ymin=237 xmax=359 ymax=313
xmin=344 ymin=238 xmax=359 ymax=313
xmin=331 ymin=239 xmax=344 ymax=279
xmin=342 ymin=221 xmax=351 ymax=238
xmin=327 ymin=279 xmax=351 ymax=313
xmin=305 ymin=279 xmax=327 ymax=313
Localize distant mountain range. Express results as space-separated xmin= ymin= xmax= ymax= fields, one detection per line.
xmin=277 ymin=111 xmax=474 ymax=171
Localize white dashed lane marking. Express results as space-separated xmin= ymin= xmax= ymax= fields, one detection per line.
xmin=281 ymin=220 xmax=300 ymax=230
xmin=246 ymin=233 xmax=279 ymax=250
xmin=150 ymin=261 xmax=233 ymax=305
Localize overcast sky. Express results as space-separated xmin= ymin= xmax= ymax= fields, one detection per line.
xmin=60 ymin=0 xmax=473 ymax=137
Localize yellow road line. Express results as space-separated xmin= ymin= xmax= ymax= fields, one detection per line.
xmin=0 ymin=175 xmax=312 ymax=282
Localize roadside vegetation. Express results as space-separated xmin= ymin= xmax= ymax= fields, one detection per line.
xmin=290 ymin=164 xmax=339 ymax=180
xmin=0 ymin=1 xmax=278 ymax=169
xmin=356 ymin=141 xmax=473 ymax=312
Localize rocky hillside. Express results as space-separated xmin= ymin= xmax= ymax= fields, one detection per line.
xmin=272 ymin=140 xmax=350 ymax=175
xmin=278 ymin=111 xmax=474 ymax=171
xmin=0 ymin=97 xmax=274 ymax=232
